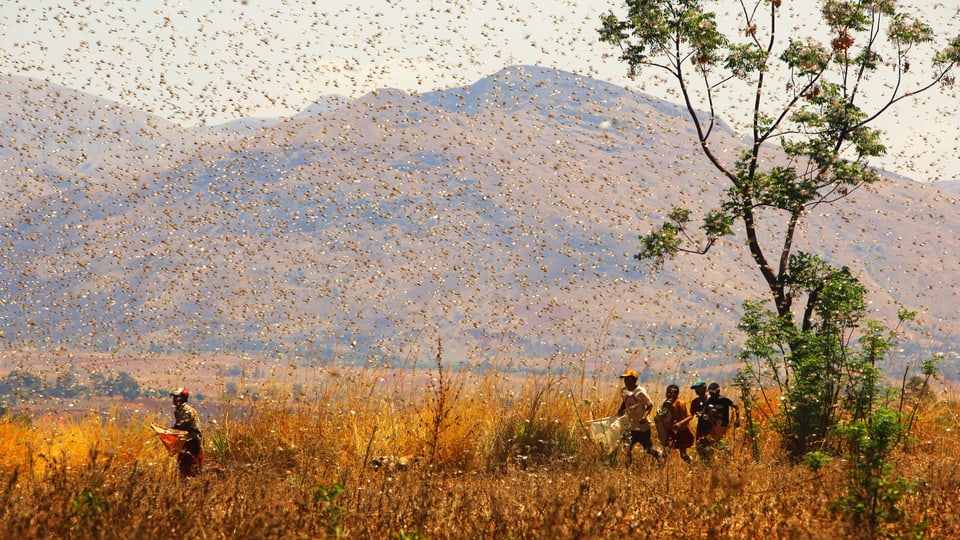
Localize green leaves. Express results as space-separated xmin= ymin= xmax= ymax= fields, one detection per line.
xmin=725 ymin=43 xmax=769 ymax=78
xmin=833 ymin=408 xmax=923 ymax=536
xmin=599 ymin=0 xmax=728 ymax=73
xmin=635 ymin=205 xmax=733 ymax=267
xmin=781 ymin=38 xmax=830 ymax=76
xmin=636 ymin=221 xmax=684 ymax=268
xmin=933 ymin=35 xmax=960 ymax=66
xmin=788 ymin=252 xmax=867 ymax=328
xmin=736 ymin=250 xmax=916 ymax=462
xmin=666 ymin=206 xmax=692 ymax=224
xmin=636 ymin=207 xmax=688 ymax=265
xmin=599 ymin=1 xmax=673 ymax=71
xmin=888 ymin=13 xmax=933 ymax=46
xmin=69 ymin=488 xmax=108 ymax=531
xmin=681 ymin=6 xmax=726 ymax=68
xmin=737 ymin=299 xmax=795 ymax=371
xmin=702 ymin=208 xmax=734 ymax=239
xmin=311 ymin=482 xmax=347 ymax=537
xmin=821 ymin=0 xmax=875 ymax=33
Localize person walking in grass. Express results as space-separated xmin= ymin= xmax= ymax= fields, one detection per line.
xmin=704 ymin=382 xmax=740 ymax=448
xmin=170 ymin=387 xmax=203 ymax=478
xmin=655 ymin=384 xmax=694 ymax=463
xmin=616 ymin=369 xmax=663 ymax=465
xmin=689 ymin=380 xmax=714 ymax=461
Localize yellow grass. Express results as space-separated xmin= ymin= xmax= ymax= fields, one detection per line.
xmin=1 ymin=366 xmax=958 ymax=539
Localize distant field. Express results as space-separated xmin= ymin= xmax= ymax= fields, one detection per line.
xmin=1 ymin=357 xmax=958 ymax=539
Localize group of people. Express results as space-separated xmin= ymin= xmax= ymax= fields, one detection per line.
xmin=166 ymin=371 xmax=736 ymax=478
xmin=616 ymin=369 xmax=739 ymax=465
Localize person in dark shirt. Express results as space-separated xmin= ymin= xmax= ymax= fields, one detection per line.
xmin=704 ymin=382 xmax=740 ymax=453
xmin=689 ymin=380 xmax=713 ymax=461
xmin=170 ymin=387 xmax=203 ymax=478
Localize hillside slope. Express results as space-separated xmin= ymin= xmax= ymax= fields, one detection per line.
xmin=1 ymin=66 xmax=957 ymax=376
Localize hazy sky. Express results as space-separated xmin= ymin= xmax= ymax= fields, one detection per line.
xmin=2 ymin=0 xmax=958 ymax=181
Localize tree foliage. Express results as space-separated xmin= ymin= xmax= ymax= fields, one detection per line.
xmin=0 ymin=368 xmax=142 ymax=402
xmin=600 ymin=0 xmax=957 ymax=460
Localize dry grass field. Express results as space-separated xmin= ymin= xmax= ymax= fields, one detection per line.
xmin=1 ymin=360 xmax=958 ymax=539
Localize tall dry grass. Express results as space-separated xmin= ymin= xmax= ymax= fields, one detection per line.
xmin=1 ymin=364 xmax=958 ymax=539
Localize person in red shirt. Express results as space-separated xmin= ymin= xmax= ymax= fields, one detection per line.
xmin=655 ymin=384 xmax=694 ymax=463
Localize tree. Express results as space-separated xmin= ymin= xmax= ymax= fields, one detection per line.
xmin=54 ymin=367 xmax=86 ymax=399
xmin=0 ymin=369 xmax=45 ymax=402
xmin=90 ymin=370 xmax=142 ymax=399
xmin=114 ymin=371 xmax=141 ymax=400
xmin=600 ymin=1 xmax=958 ymax=460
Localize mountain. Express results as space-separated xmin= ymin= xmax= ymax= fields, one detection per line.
xmin=934 ymin=179 xmax=960 ymax=195
xmin=1 ymin=66 xmax=958 ymax=378
xmin=295 ymin=94 xmax=351 ymax=118
xmin=0 ymin=74 xmax=209 ymax=174
xmin=188 ymin=95 xmax=352 ymax=138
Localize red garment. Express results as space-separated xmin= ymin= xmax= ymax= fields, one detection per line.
xmin=178 ymin=439 xmax=204 ymax=477
xmin=657 ymin=398 xmax=694 ymax=449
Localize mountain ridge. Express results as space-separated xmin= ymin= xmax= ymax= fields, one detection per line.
xmin=2 ymin=66 xmax=958 ymax=377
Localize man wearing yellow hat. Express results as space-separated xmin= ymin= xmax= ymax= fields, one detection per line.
xmin=616 ymin=369 xmax=662 ymax=465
